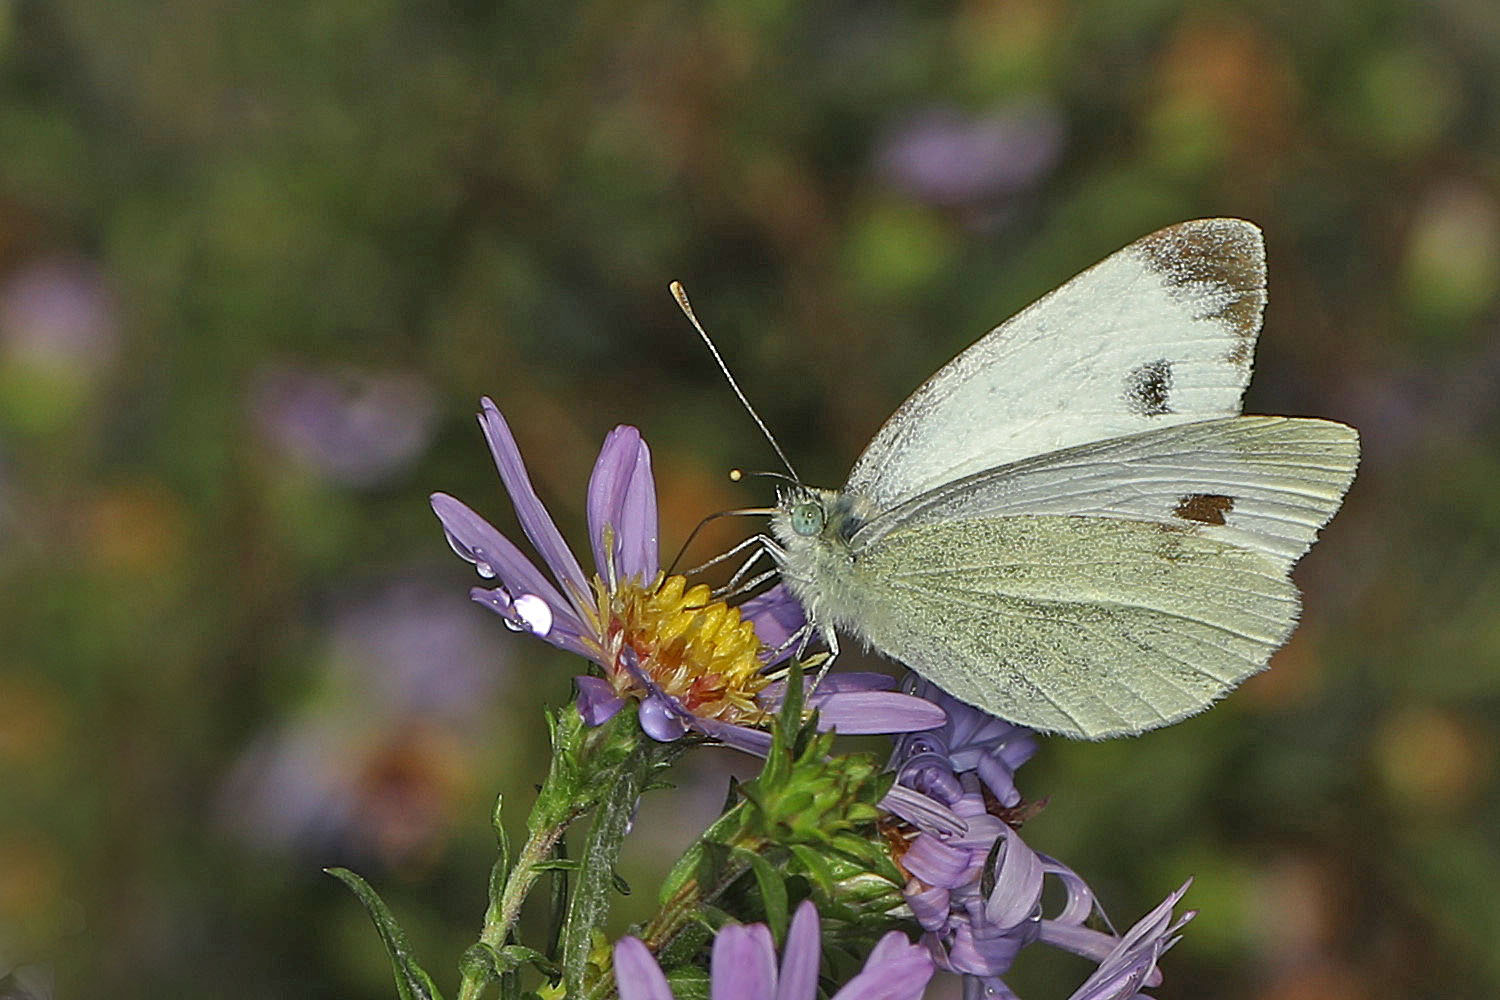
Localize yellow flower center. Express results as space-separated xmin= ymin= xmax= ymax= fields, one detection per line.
xmin=580 ymin=572 xmax=771 ymax=726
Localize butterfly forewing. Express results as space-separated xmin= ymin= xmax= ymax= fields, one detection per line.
xmin=844 ymin=219 xmax=1267 ymax=511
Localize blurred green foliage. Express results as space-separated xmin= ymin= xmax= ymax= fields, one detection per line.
xmin=1 ymin=0 xmax=1498 ymax=997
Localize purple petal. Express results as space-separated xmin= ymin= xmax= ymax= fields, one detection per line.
xmin=975 ymin=753 xmax=1023 ymax=808
xmin=711 ymin=923 xmax=777 ymax=1000
xmin=476 ymin=398 xmax=590 ymax=601
xmin=831 ymin=930 xmax=935 ymax=1000
xmin=617 ymin=433 xmax=659 ymax=580
xmin=576 ymin=676 xmax=626 ymax=726
xmin=806 ymin=691 xmax=947 ymax=735
xmin=738 ymin=584 xmax=807 ymax=658
xmin=759 ymin=672 xmax=896 ymax=705
xmin=902 ymin=831 xmax=973 ymax=889
xmin=431 ymin=493 xmax=583 ymax=633
xmin=949 ymin=913 xmax=1029 ymax=977
xmin=1039 ymin=856 xmax=1099 ymax=928
xmin=984 ymin=828 xmax=1044 ymax=930
xmin=1060 ymin=882 xmax=1194 ymax=1000
xmin=614 ymin=936 xmax=675 ymax=1000
xmin=774 ymin=901 xmax=820 ymax=1000
xmin=879 ymin=784 xmax=966 ymax=837
xmin=905 ymin=882 xmax=951 ymax=931
xmin=587 ymin=426 xmax=659 ymax=584
xmin=1037 ymin=921 xmax=1118 ymax=964
xmin=693 ymin=717 xmax=774 ymax=756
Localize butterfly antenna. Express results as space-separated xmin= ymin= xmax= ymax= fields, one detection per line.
xmin=671 ymin=281 xmax=801 ymax=483
xmin=730 ymin=468 xmax=799 ymax=487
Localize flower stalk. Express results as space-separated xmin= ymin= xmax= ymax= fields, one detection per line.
xmin=456 ymin=705 xmax=684 ymax=1000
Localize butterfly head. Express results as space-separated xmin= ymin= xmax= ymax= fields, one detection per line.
xmin=771 ymin=486 xmax=868 ymax=550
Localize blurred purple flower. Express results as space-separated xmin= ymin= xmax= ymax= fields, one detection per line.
xmin=431 ymin=399 xmax=944 ymax=748
xmin=891 ymin=680 xmax=1193 ymax=998
xmin=877 ymin=102 xmax=1065 ymax=208
xmin=250 ymin=364 xmax=437 ymax=486
xmin=326 ymin=577 xmax=504 ymax=717
xmin=219 ymin=577 xmax=501 ymax=861
xmin=614 ymin=899 xmax=933 ymax=1000
xmin=0 ymin=258 xmax=119 ymax=373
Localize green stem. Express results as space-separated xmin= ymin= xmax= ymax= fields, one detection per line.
xmin=456 ymin=708 xmax=676 ymax=1000
xmin=579 ymin=830 xmax=766 ymax=1000
xmin=456 ymin=816 xmax=576 ymax=1000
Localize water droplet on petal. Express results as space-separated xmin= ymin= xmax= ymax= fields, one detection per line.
xmin=470 ymin=546 xmax=497 ymax=579
xmin=512 ymin=594 xmax=553 ymax=637
xmin=638 ymin=695 xmax=688 ymax=742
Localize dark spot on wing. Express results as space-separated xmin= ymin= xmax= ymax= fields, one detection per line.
xmin=1125 ymin=359 xmax=1173 ymax=416
xmin=1134 ymin=219 xmax=1267 ymax=353
xmin=1174 ymin=493 xmax=1235 ymax=525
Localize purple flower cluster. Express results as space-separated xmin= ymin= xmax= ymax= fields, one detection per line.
xmin=891 ymin=681 xmax=1194 ymax=999
xmin=615 ymin=900 xmax=933 ymax=1000
xmin=433 ymin=400 xmax=1197 ymax=1000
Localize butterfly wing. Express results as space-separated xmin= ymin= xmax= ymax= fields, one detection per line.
xmin=839 ymin=516 xmax=1299 ymax=738
xmin=844 ymin=219 xmax=1266 ymax=511
xmin=826 ymin=417 xmax=1358 ymax=738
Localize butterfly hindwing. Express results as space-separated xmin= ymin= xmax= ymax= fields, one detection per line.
xmin=838 ymin=516 xmax=1300 ymax=738
xmin=853 ymin=416 xmax=1360 ymax=568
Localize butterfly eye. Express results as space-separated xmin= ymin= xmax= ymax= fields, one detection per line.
xmin=791 ymin=501 xmax=825 ymax=536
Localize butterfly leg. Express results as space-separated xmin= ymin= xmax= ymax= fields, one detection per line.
xmin=713 ymin=546 xmax=777 ymax=599
xmin=804 ymin=627 xmax=840 ymax=694
xmin=681 ymin=533 xmax=781 ymax=578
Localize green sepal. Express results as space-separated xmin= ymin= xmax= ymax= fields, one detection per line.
xmin=325 ymin=867 xmax=444 ymax=1000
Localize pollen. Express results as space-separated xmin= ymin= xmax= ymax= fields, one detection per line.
xmin=584 ymin=572 xmax=771 ymax=726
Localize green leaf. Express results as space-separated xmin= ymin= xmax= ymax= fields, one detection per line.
xmin=561 ymin=754 xmax=646 ymax=994
xmin=459 ymin=943 xmax=501 ymax=983
xmin=326 ymin=867 xmax=444 ymax=1000
xmin=545 ymin=838 xmax=569 ymax=962
xmin=664 ymin=966 xmax=710 ymax=1000
xmin=742 ymin=850 xmax=789 ymax=943
xmin=560 ymin=725 xmax=683 ymax=996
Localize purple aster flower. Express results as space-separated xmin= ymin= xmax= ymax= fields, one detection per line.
xmin=250 ymin=364 xmax=438 ymax=487
xmin=431 ymin=399 xmax=944 ymax=748
xmin=889 ymin=680 xmax=1193 ymax=999
xmin=613 ymin=899 xmax=933 ymax=1000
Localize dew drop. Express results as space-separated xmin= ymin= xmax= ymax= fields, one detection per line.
xmin=470 ymin=546 xmax=498 ymax=579
xmin=513 ymin=594 xmax=554 ymax=637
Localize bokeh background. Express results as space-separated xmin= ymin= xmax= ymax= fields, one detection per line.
xmin=1 ymin=1 xmax=1497 ymax=997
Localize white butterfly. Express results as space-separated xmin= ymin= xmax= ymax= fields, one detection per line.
xmin=758 ymin=219 xmax=1359 ymax=739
